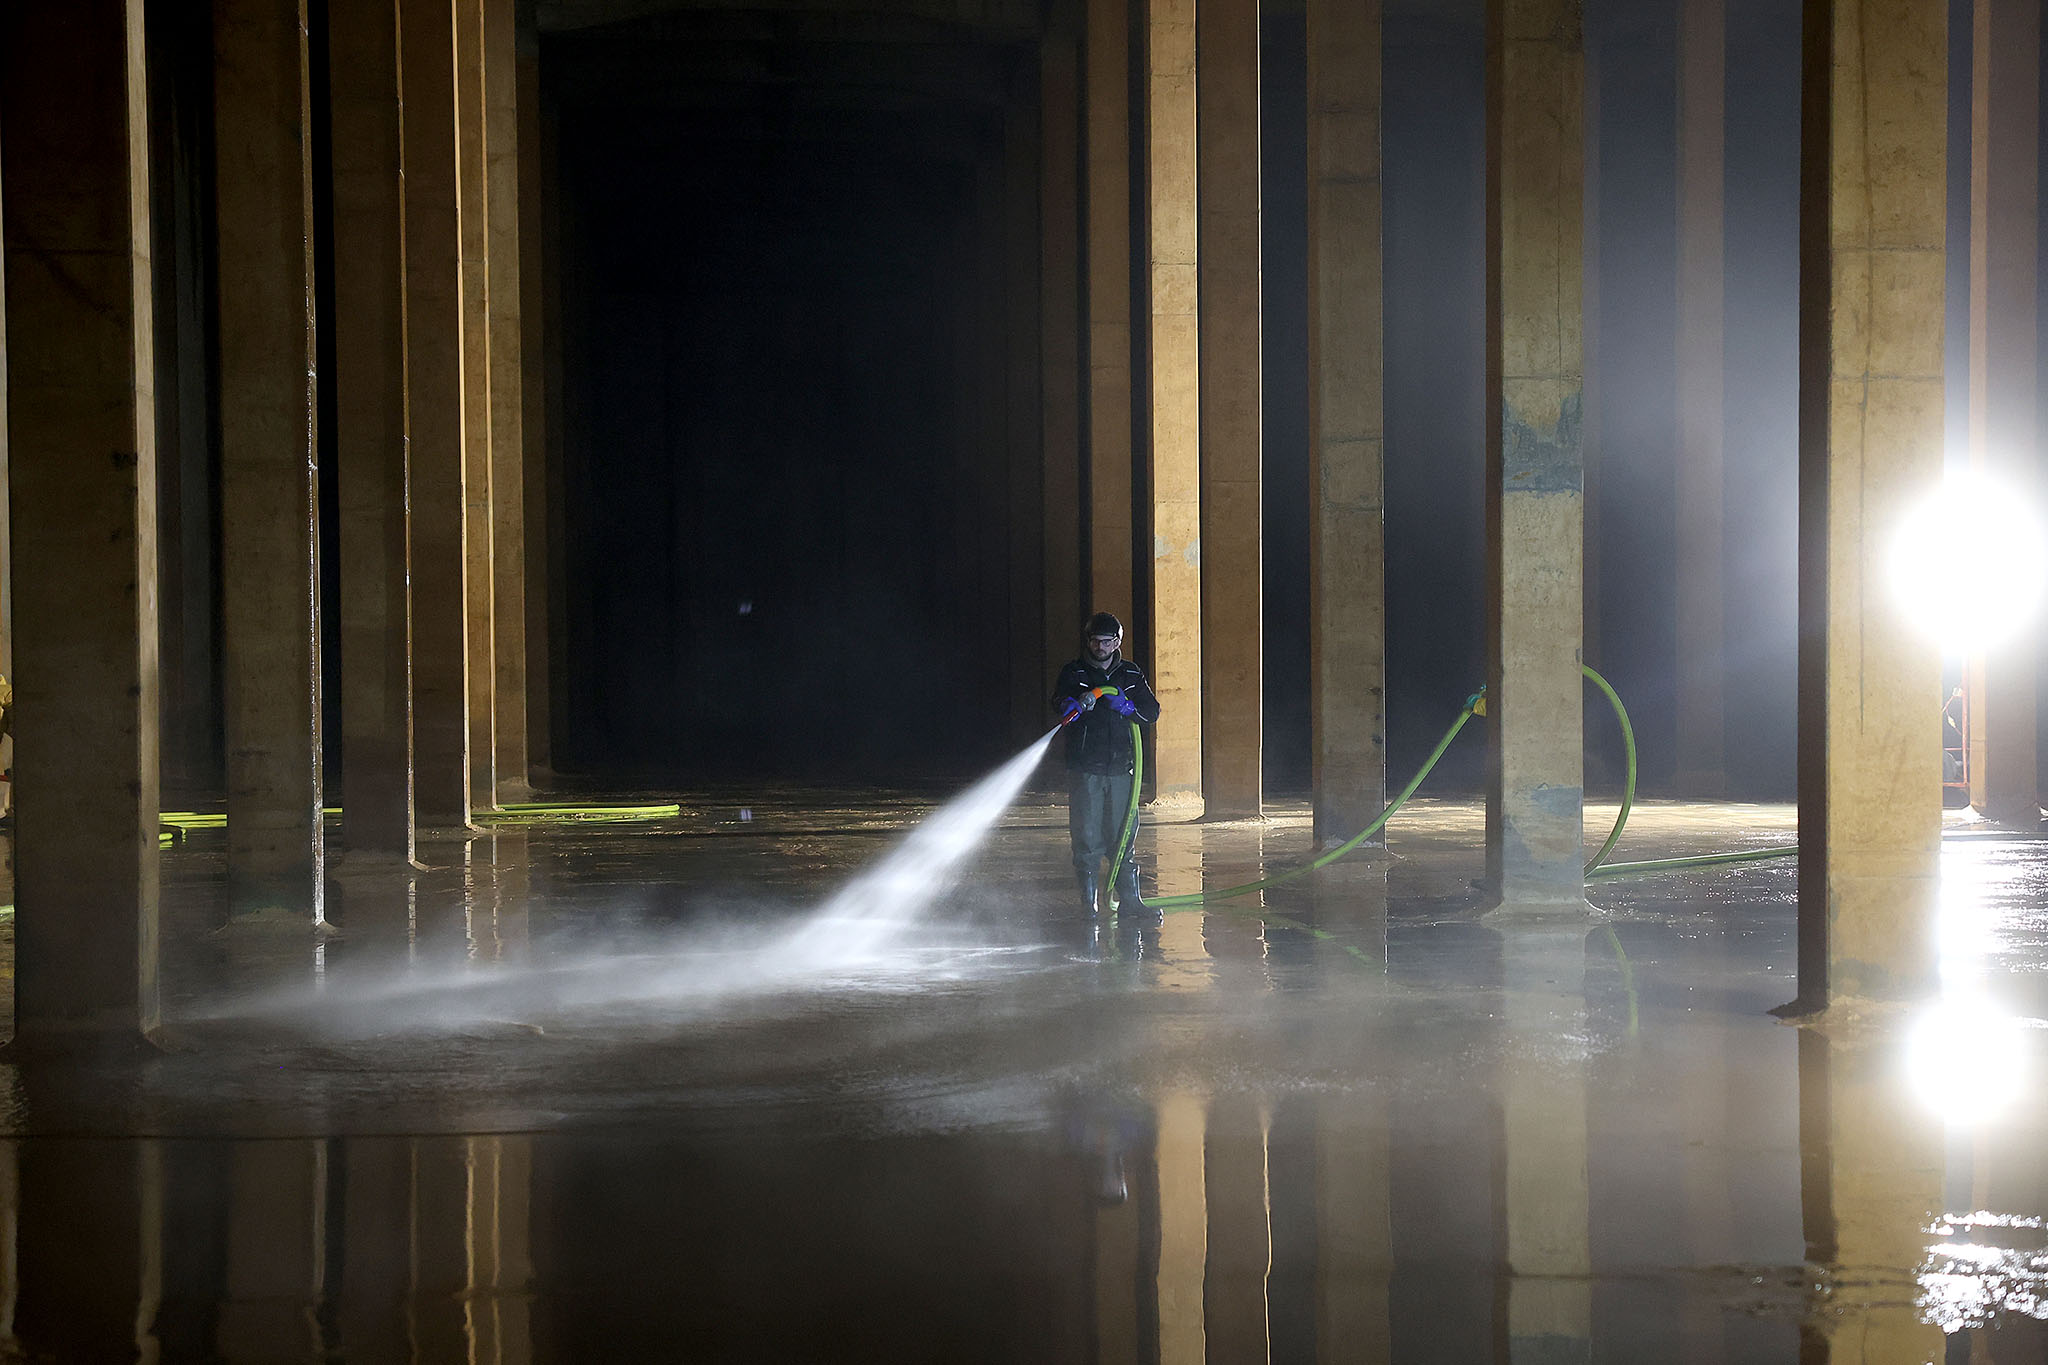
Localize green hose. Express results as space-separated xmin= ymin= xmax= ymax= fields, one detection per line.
xmin=1108 ymin=663 xmax=1665 ymax=910
xmin=1579 ymin=665 xmax=1636 ymax=875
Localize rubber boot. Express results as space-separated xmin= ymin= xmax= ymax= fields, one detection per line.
xmin=1112 ymin=864 xmax=1158 ymax=923
xmin=1077 ymin=868 xmax=1102 ymax=919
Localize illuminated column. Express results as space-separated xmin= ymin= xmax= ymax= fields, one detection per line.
xmin=1674 ymin=0 xmax=1727 ymax=796
xmin=1794 ymin=0 xmax=1945 ymax=1008
xmin=3 ymin=0 xmax=163 ymax=1045
xmin=215 ymin=0 xmax=324 ymax=920
xmin=1198 ymin=0 xmax=1262 ymax=819
xmin=1086 ymin=0 xmax=1135 ymax=626
xmin=1308 ymin=0 xmax=1387 ymax=849
xmin=1043 ymin=9 xmax=1086 ymax=689
xmin=1500 ymin=925 xmax=1591 ymax=1362
xmin=456 ymin=0 xmax=497 ymax=811
xmin=1794 ymin=1029 xmax=1944 ymax=1363
xmin=1146 ymin=0 xmax=1203 ymax=813
xmin=486 ymin=0 xmax=531 ymax=803
xmin=403 ymin=0 xmax=474 ymax=830
xmin=1484 ymin=0 xmax=1585 ymax=910
xmin=331 ymin=0 xmax=415 ymax=863
xmin=218 ymin=1142 xmax=326 ymax=1357
xmin=1966 ymin=0 xmax=2040 ymax=827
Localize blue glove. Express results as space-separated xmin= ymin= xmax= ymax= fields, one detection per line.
xmin=1058 ymin=697 xmax=1086 ymax=726
xmin=1107 ymin=693 xmax=1138 ymax=719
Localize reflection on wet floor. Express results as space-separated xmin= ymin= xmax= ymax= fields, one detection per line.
xmin=0 ymin=795 xmax=2043 ymax=1360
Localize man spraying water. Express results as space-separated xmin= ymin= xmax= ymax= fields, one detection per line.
xmin=1053 ymin=612 xmax=1161 ymax=920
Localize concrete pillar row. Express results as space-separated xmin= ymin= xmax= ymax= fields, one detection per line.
xmin=1794 ymin=0 xmax=1946 ymax=1009
xmin=332 ymin=0 xmax=416 ymax=862
xmin=1146 ymin=0 xmax=1203 ymax=814
xmin=1967 ymin=0 xmax=2041 ymax=827
xmin=484 ymin=0 xmax=531 ymax=803
xmin=1198 ymin=0 xmax=1263 ymax=820
xmin=1307 ymin=0 xmax=1388 ymax=848
xmin=2 ymin=0 xmax=163 ymax=1047
xmin=1674 ymin=0 xmax=1727 ymax=797
xmin=215 ymin=0 xmax=325 ymax=922
xmin=1484 ymin=0 xmax=1585 ymax=911
xmin=403 ymin=0 xmax=476 ymax=831
xmin=456 ymin=0 xmax=498 ymax=811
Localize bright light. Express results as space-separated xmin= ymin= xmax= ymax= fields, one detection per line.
xmin=1888 ymin=472 xmax=2048 ymax=653
xmin=1903 ymin=999 xmax=2029 ymax=1126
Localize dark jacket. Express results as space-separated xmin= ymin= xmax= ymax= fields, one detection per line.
xmin=1052 ymin=655 xmax=1162 ymax=774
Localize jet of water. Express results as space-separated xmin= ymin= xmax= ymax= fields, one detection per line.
xmin=783 ymin=728 xmax=1061 ymax=961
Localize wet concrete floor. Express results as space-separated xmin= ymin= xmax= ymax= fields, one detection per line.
xmin=0 ymin=790 xmax=2043 ymax=1362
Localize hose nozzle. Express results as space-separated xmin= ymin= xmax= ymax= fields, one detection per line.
xmin=1058 ymin=686 xmax=1118 ymax=728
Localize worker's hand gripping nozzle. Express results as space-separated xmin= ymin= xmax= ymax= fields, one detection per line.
xmin=1058 ymin=686 xmax=1115 ymax=728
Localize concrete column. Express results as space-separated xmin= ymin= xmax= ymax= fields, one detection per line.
xmin=1500 ymin=925 xmax=1591 ymax=1362
xmin=1086 ymin=0 xmax=1135 ymax=626
xmin=215 ymin=0 xmax=324 ymax=921
xmin=2 ymin=0 xmax=163 ymax=1045
xmin=331 ymin=0 xmax=415 ymax=863
xmin=516 ymin=0 xmax=552 ymax=780
xmin=1147 ymin=0 xmax=1203 ymax=812
xmin=1674 ymin=0 xmax=1727 ymax=797
xmin=1307 ymin=0 xmax=1387 ymax=847
xmin=1795 ymin=0 xmax=1945 ymax=1008
xmin=1967 ymin=0 xmax=2040 ymax=826
xmin=1198 ymin=0 xmax=1263 ymax=820
xmin=485 ymin=0 xmax=530 ymax=803
xmin=402 ymin=0 xmax=474 ymax=830
xmin=1043 ymin=19 xmax=1087 ymax=690
xmin=1484 ymin=0 xmax=1585 ymax=910
xmin=1794 ymin=1028 xmax=1945 ymax=1364
xmin=456 ymin=0 xmax=497 ymax=811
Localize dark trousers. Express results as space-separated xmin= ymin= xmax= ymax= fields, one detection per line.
xmin=1068 ymin=770 xmax=1135 ymax=874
